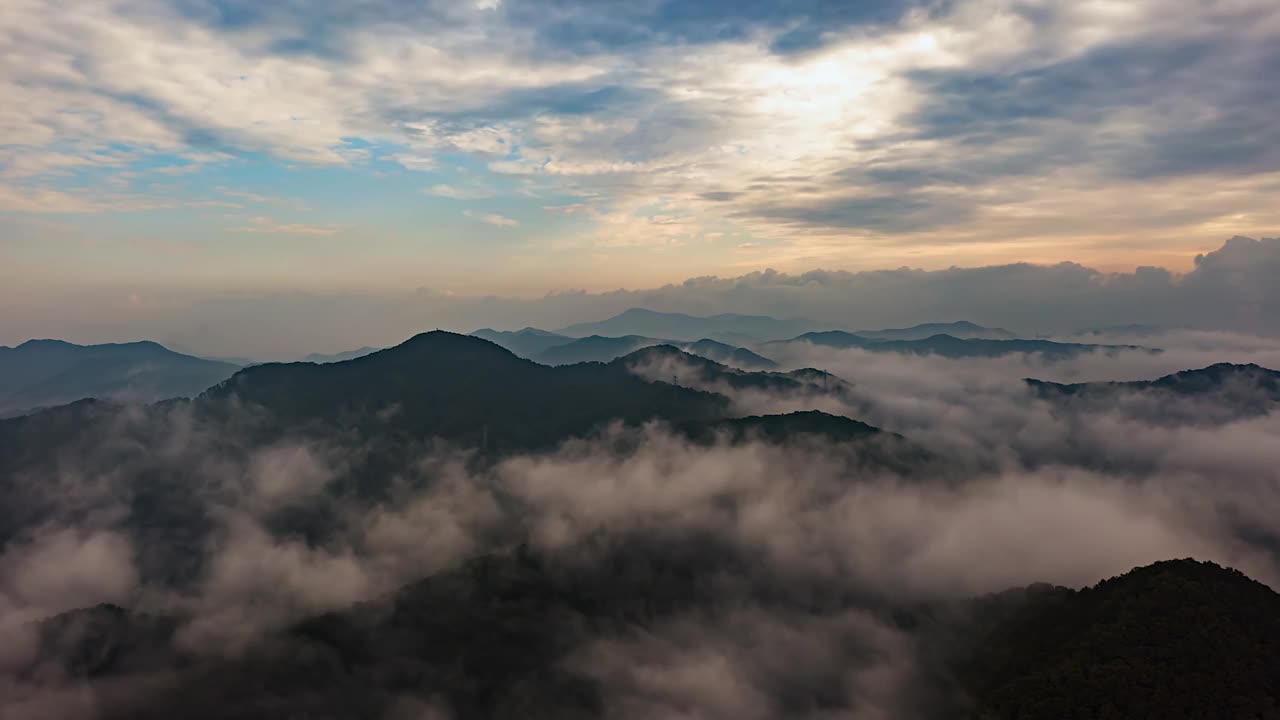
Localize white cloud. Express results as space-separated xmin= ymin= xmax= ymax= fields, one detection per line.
xmin=424 ymin=184 xmax=492 ymax=200
xmin=463 ymin=209 xmax=518 ymax=227
xmin=0 ymin=0 xmax=1276 ymax=271
xmin=228 ymin=216 xmax=341 ymax=236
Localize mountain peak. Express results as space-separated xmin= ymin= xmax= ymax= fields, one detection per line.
xmin=616 ymin=307 xmax=676 ymax=318
xmin=13 ymin=338 xmax=80 ymax=350
xmin=398 ymin=329 xmax=509 ymax=351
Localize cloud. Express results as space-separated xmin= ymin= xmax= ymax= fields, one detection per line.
xmin=18 ymin=235 xmax=1279 ymax=359
xmin=462 ymin=209 xmax=519 ymax=226
xmin=1 ymin=530 xmax=138 ymax=619
xmin=214 ymin=187 xmax=304 ymax=207
xmin=4 ymin=334 xmax=1280 ymax=714
xmin=571 ymin=608 xmax=918 ymax=720
xmin=227 ymin=216 xmax=341 ymax=236
xmin=2 ymin=0 xmax=1277 ymax=261
xmin=424 ymin=184 xmax=492 ymax=200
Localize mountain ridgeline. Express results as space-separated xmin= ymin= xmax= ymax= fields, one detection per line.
xmin=0 ymin=339 xmax=239 ymax=417
xmin=1027 ymin=363 xmax=1280 ymax=423
xmin=1028 ymin=362 xmax=1280 ymax=401
xmin=961 ymin=559 xmax=1280 ymax=719
xmin=201 ymin=332 xmax=737 ymax=452
xmin=0 ymin=331 xmax=896 ymax=497
xmin=852 ymin=320 xmax=1016 ymax=341
xmin=470 ymin=328 xmax=779 ymax=369
xmin=777 ymin=330 xmax=1153 ymax=359
xmin=554 ymin=307 xmax=816 ymax=342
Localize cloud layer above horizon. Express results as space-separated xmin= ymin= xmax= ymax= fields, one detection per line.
xmin=1 ymin=235 xmax=1277 ymax=358
xmin=2 ymin=0 xmax=1279 ymax=299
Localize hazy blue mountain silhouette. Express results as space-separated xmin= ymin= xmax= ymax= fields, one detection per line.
xmin=612 ymin=344 xmax=837 ymax=394
xmin=470 ymin=327 xmax=573 ymax=358
xmin=532 ymin=334 xmax=658 ymax=365
xmin=303 ymin=346 xmax=382 ymax=363
xmin=853 ymin=321 xmax=1017 ymax=341
xmin=531 ymin=334 xmax=777 ymax=369
xmin=679 ymin=338 xmax=778 ymax=369
xmin=0 ymin=339 xmax=239 ymax=417
xmin=556 ymin=308 xmax=815 ymax=342
xmin=1028 ymin=362 xmax=1280 ymax=399
xmin=778 ymin=331 xmax=1150 ymax=359
xmin=1026 ymin=363 xmax=1280 ymax=422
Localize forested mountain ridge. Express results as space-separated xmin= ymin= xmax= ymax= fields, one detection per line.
xmin=0 ymin=339 xmax=239 ymax=417
xmin=961 ymin=559 xmax=1280 ymax=719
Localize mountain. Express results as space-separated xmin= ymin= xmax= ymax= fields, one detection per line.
xmin=779 ymin=331 xmax=1148 ymax=359
xmin=853 ymin=321 xmax=1016 ymax=341
xmin=200 ymin=354 xmax=261 ymax=367
xmin=532 ymin=335 xmax=778 ymax=370
xmin=612 ymin=344 xmax=841 ymax=396
xmin=1029 ymin=362 xmax=1280 ymax=400
xmin=961 ymin=559 xmax=1280 ymax=719
xmin=200 ymin=334 xmax=816 ymax=453
xmin=689 ymin=409 xmax=882 ymax=444
xmin=0 ymin=339 xmax=240 ymax=417
xmin=0 ymin=335 xmax=897 ymax=608
xmin=5 ymin=333 xmax=1276 ymax=719
xmin=1071 ymin=323 xmax=1169 ymax=338
xmin=470 ymin=327 xmax=573 ymax=358
xmin=678 ymin=338 xmax=777 ymax=370
xmin=303 ymin=346 xmax=382 ymax=363
xmin=0 ymin=334 xmax=876 ymax=486
xmin=556 ymin=308 xmax=815 ymax=342
xmin=533 ymin=335 xmax=659 ymax=365
xmin=1026 ymin=363 xmax=1280 ymax=423
xmin=201 ymin=331 xmax=731 ymax=453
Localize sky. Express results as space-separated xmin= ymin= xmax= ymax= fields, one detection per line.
xmin=2 ymin=0 xmax=1279 ymax=352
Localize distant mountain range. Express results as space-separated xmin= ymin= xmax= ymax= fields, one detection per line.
xmin=303 ymin=346 xmax=382 ymax=363
xmin=535 ymin=335 xmax=778 ymax=369
xmin=1029 ymin=362 xmax=1280 ymax=400
xmin=1026 ymin=363 xmax=1280 ymax=422
xmin=541 ymin=309 xmax=1127 ymax=361
xmin=852 ymin=320 xmax=1017 ymax=341
xmin=470 ymin=327 xmax=577 ymax=358
xmin=554 ymin=309 xmax=1025 ymax=344
xmin=0 ymin=321 xmax=1160 ymax=420
xmin=778 ymin=331 xmax=1150 ymax=359
xmin=471 ymin=328 xmax=778 ymax=369
xmin=0 ymin=339 xmax=239 ymax=417
xmin=616 ymin=344 xmax=840 ymax=395
xmin=556 ymin=308 xmax=817 ymax=342
xmin=1070 ymin=323 xmax=1169 ymax=338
